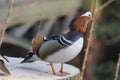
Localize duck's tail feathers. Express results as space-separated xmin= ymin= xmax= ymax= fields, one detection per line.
xmin=21 ymin=51 xmax=39 ymax=63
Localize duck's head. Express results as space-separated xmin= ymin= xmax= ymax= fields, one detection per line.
xmin=70 ymin=11 xmax=95 ymax=33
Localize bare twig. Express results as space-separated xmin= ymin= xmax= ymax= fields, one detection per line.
xmin=95 ymin=0 xmax=114 ymax=12
xmin=0 ymin=0 xmax=14 ymax=47
xmin=80 ymin=0 xmax=115 ymax=79
xmin=80 ymin=0 xmax=97 ymax=80
xmin=114 ymin=54 xmax=120 ymax=80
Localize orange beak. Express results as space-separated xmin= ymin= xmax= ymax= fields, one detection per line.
xmin=90 ymin=17 xmax=95 ymax=22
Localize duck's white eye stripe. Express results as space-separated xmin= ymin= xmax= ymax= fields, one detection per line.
xmin=82 ymin=11 xmax=92 ymax=17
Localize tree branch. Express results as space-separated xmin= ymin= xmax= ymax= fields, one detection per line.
xmin=80 ymin=0 xmax=97 ymax=80
xmin=114 ymin=53 xmax=120 ymax=80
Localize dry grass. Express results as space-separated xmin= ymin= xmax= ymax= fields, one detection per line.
xmin=0 ymin=0 xmax=14 ymax=48
xmin=11 ymin=0 xmax=38 ymax=20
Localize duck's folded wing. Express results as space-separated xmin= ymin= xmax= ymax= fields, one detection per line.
xmin=38 ymin=35 xmax=73 ymax=60
xmin=32 ymin=32 xmax=44 ymax=53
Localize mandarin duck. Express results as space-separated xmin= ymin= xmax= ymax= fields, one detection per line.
xmin=21 ymin=11 xmax=94 ymax=76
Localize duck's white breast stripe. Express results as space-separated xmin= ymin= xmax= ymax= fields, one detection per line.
xmin=62 ymin=36 xmax=73 ymax=44
xmin=58 ymin=35 xmax=73 ymax=46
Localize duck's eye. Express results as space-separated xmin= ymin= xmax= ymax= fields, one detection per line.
xmin=88 ymin=14 xmax=91 ymax=16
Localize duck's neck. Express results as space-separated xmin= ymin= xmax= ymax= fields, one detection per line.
xmin=73 ymin=17 xmax=87 ymax=33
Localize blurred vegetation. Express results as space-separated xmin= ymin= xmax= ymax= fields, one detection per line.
xmin=93 ymin=1 xmax=120 ymax=80
xmin=97 ymin=23 xmax=120 ymax=39
xmin=78 ymin=0 xmax=120 ymax=80
xmin=97 ymin=1 xmax=120 ymax=39
xmin=95 ymin=62 xmax=120 ymax=80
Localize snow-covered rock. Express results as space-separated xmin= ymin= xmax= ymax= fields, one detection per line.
xmin=0 ymin=57 xmax=80 ymax=80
